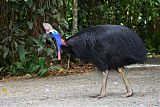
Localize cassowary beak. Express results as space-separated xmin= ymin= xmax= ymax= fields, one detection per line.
xmin=44 ymin=33 xmax=51 ymax=39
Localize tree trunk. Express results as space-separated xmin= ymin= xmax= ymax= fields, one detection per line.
xmin=72 ymin=0 xmax=78 ymax=33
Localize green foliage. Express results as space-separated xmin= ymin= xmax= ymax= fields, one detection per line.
xmin=0 ymin=35 xmax=62 ymax=77
xmin=5 ymin=55 xmax=48 ymax=76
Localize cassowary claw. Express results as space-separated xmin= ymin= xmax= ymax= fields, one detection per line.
xmin=90 ymin=94 xmax=107 ymax=99
xmin=122 ymin=89 xmax=133 ymax=98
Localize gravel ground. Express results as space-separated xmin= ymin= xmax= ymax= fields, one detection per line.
xmin=0 ymin=66 xmax=160 ymax=107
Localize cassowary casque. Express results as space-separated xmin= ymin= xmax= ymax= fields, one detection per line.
xmin=43 ymin=23 xmax=147 ymax=99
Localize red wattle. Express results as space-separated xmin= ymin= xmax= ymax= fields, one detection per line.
xmin=58 ymin=51 xmax=61 ymax=60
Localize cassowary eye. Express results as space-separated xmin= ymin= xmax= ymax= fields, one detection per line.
xmin=53 ymin=30 xmax=56 ymax=34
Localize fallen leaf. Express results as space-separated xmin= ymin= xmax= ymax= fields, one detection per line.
xmin=1 ymin=87 xmax=8 ymax=94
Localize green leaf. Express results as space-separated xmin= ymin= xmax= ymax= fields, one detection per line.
xmin=68 ymin=17 xmax=72 ymax=21
xmin=26 ymin=0 xmax=33 ymax=8
xmin=24 ymin=0 xmax=28 ymax=2
xmin=49 ymin=66 xmax=64 ymax=71
xmin=27 ymin=21 xmax=33 ymax=29
xmin=38 ymin=68 xmax=48 ymax=77
xmin=3 ymin=47 xmax=9 ymax=59
xmin=38 ymin=57 xmax=45 ymax=68
xmin=37 ymin=46 xmax=44 ymax=54
xmin=15 ymin=62 xmax=24 ymax=69
xmin=31 ymin=37 xmax=39 ymax=45
xmin=0 ymin=68 xmax=4 ymax=72
xmin=10 ymin=65 xmax=17 ymax=75
xmin=37 ymin=9 xmax=44 ymax=16
xmin=46 ymin=48 xmax=55 ymax=56
xmin=6 ymin=0 xmax=18 ymax=3
xmin=17 ymin=46 xmax=28 ymax=62
xmin=36 ymin=57 xmax=49 ymax=76
xmin=29 ymin=64 xmax=40 ymax=73
xmin=14 ymin=41 xmax=18 ymax=49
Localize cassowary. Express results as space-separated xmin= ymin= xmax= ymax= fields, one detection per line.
xmin=43 ymin=23 xmax=147 ymax=98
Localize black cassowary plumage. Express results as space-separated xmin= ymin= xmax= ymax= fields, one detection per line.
xmin=64 ymin=25 xmax=147 ymax=71
xmin=43 ymin=23 xmax=147 ymax=98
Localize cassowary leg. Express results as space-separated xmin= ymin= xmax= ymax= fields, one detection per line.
xmin=118 ymin=67 xmax=133 ymax=97
xmin=90 ymin=70 xmax=108 ymax=99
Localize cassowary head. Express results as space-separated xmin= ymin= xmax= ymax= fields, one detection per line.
xmin=43 ymin=23 xmax=66 ymax=60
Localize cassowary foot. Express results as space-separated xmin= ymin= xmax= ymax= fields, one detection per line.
xmin=90 ymin=94 xmax=107 ymax=99
xmin=122 ymin=90 xmax=133 ymax=98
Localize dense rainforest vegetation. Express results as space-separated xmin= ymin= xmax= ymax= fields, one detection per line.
xmin=0 ymin=0 xmax=160 ymax=76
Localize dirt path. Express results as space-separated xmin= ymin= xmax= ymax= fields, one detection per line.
xmin=0 ymin=66 xmax=160 ymax=107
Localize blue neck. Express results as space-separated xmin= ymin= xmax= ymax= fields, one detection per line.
xmin=51 ymin=31 xmax=62 ymax=51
